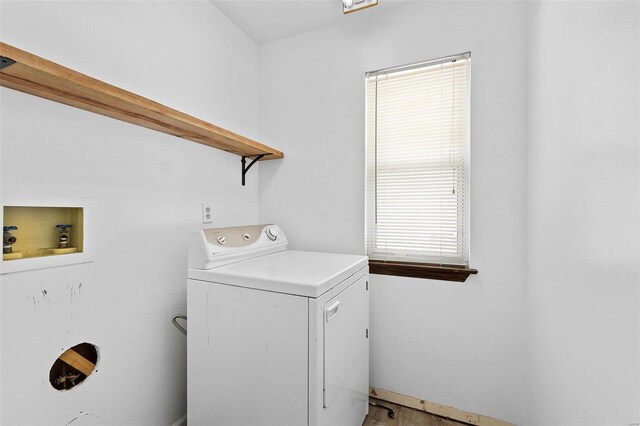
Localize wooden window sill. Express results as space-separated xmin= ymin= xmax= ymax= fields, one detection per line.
xmin=369 ymin=260 xmax=478 ymax=282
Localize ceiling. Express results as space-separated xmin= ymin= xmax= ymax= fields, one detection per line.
xmin=210 ymin=0 xmax=409 ymax=45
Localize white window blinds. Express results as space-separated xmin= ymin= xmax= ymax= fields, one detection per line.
xmin=365 ymin=53 xmax=471 ymax=266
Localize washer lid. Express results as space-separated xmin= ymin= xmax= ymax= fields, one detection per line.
xmin=188 ymin=250 xmax=368 ymax=298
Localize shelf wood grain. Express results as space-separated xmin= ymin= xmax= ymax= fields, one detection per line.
xmin=0 ymin=42 xmax=283 ymax=159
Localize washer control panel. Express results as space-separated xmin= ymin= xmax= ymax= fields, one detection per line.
xmin=203 ymin=224 xmax=282 ymax=248
xmin=189 ymin=224 xmax=288 ymax=269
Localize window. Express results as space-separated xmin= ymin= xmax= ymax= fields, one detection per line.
xmin=365 ymin=53 xmax=477 ymax=282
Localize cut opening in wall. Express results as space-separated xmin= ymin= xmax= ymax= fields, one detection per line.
xmin=49 ymin=342 xmax=98 ymax=391
xmin=3 ymin=206 xmax=84 ymax=261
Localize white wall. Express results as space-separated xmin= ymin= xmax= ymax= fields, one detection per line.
xmin=258 ymin=2 xmax=528 ymax=423
xmin=0 ymin=1 xmax=260 ymax=425
xmin=526 ymin=2 xmax=640 ymax=425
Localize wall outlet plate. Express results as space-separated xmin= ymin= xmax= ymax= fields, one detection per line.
xmin=202 ymin=203 xmax=213 ymax=224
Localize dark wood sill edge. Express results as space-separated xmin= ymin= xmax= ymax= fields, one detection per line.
xmin=369 ymin=260 xmax=478 ymax=282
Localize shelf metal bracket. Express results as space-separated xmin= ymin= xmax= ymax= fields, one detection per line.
xmin=241 ymin=154 xmax=266 ymax=186
xmin=0 ymin=56 xmax=16 ymax=71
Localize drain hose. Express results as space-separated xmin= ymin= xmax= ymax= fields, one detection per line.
xmin=172 ymin=315 xmax=187 ymax=335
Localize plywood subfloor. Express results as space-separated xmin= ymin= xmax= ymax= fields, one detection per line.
xmin=364 ymin=398 xmax=468 ymax=426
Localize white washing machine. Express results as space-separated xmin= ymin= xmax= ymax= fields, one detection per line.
xmin=187 ymin=224 xmax=369 ymax=426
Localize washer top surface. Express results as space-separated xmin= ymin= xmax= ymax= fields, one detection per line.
xmin=188 ymin=249 xmax=368 ymax=298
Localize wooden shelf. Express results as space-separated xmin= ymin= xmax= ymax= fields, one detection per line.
xmin=0 ymin=42 xmax=283 ymax=160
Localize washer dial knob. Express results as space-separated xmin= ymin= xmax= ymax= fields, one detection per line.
xmin=217 ymin=236 xmax=227 ymax=245
xmin=265 ymin=228 xmax=277 ymax=241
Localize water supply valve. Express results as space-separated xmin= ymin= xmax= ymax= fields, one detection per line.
xmin=55 ymin=224 xmax=72 ymax=248
xmin=3 ymin=226 xmax=18 ymax=254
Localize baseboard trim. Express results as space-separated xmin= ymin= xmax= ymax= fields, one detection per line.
xmin=369 ymin=387 xmax=512 ymax=426
xmin=171 ymin=414 xmax=187 ymax=426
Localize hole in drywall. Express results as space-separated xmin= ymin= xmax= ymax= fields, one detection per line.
xmin=49 ymin=342 xmax=98 ymax=391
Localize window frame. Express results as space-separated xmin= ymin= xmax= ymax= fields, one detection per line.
xmin=364 ymin=53 xmax=477 ymax=282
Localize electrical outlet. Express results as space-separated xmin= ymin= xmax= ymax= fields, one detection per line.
xmin=202 ymin=203 xmax=213 ymax=224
